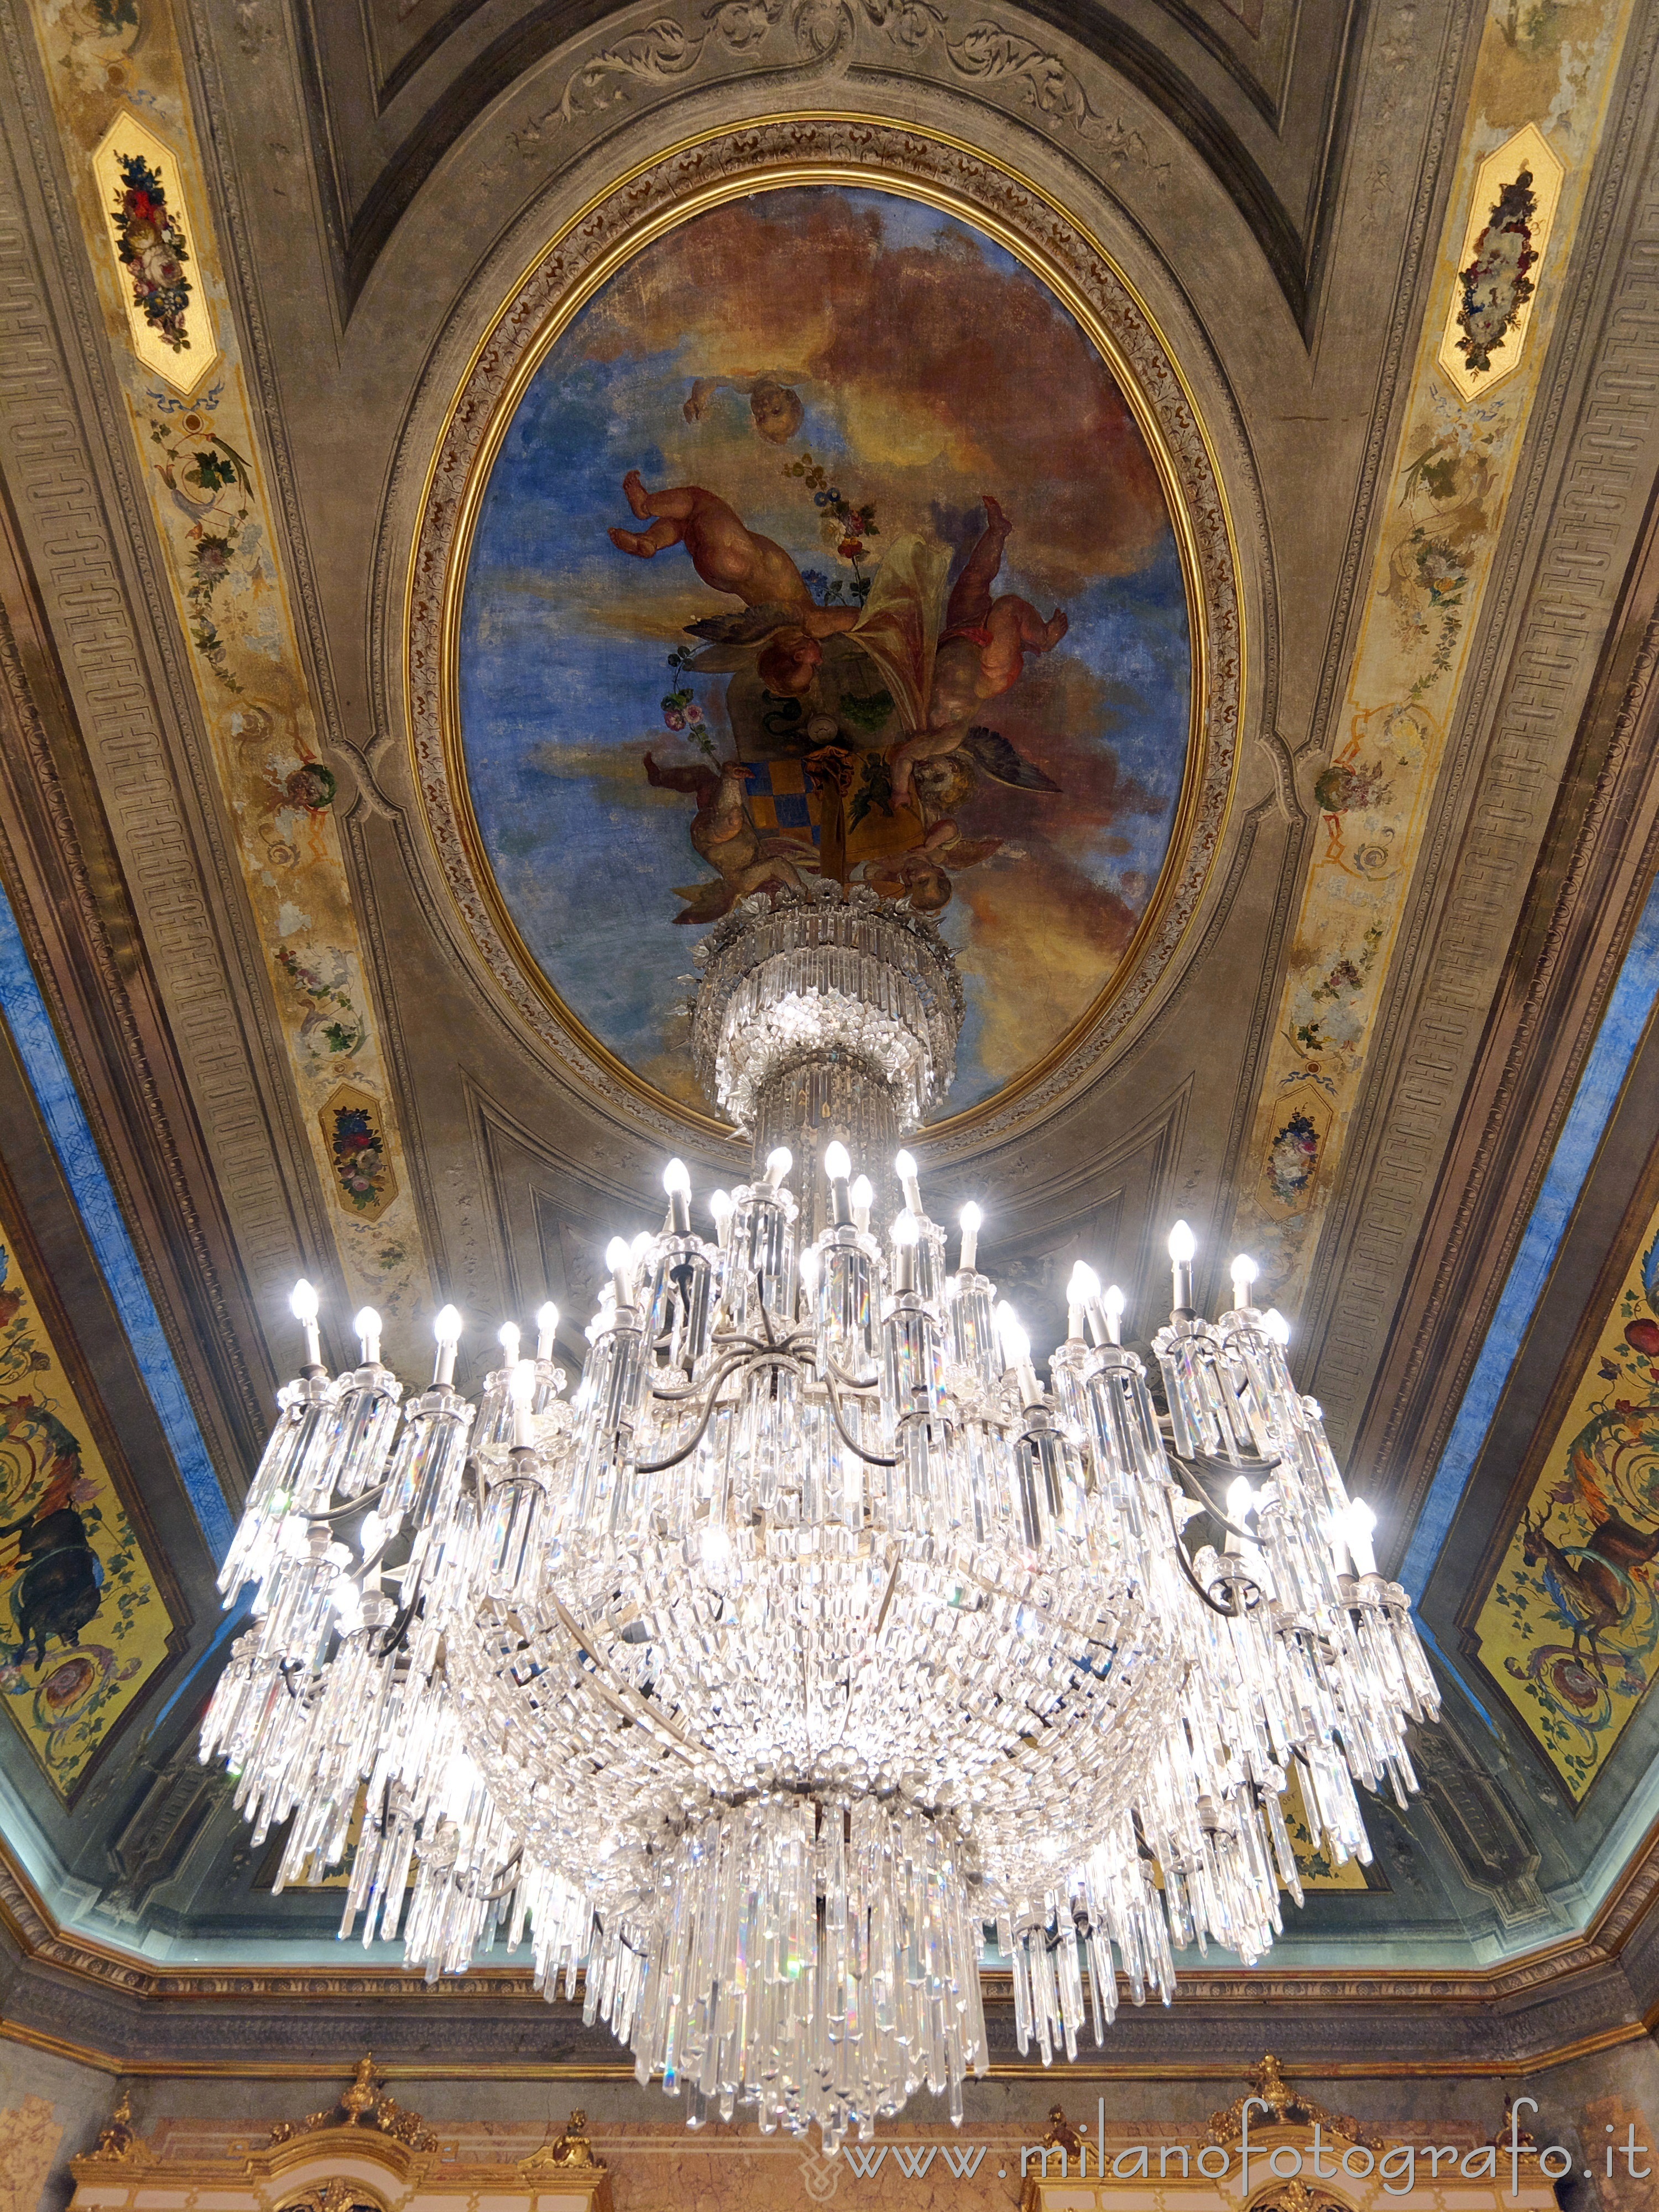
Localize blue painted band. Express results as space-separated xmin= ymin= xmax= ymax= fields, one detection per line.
xmin=1400 ymin=871 xmax=1659 ymax=1599
xmin=0 ymin=875 xmax=234 ymax=1554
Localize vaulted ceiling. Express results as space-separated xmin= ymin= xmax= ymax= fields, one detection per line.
xmin=4 ymin=0 xmax=1659 ymax=2086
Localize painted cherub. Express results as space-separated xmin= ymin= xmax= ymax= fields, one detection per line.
xmin=609 ymin=471 xmax=859 ymax=694
xmin=642 ymin=752 xmax=814 ymax=924
xmin=682 ymin=372 xmax=809 ymax=444
xmin=855 ymin=817 xmax=1003 ymax=915
xmin=610 ymin=479 xmax=1066 ymax=801
xmin=886 ymin=494 xmax=1067 ymax=805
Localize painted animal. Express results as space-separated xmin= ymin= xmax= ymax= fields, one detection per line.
xmin=1520 ymin=1498 xmax=1659 ymax=1682
xmin=0 ymin=1501 xmax=102 ymax=1668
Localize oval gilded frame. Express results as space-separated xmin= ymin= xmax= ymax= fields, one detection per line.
xmin=405 ymin=115 xmax=1244 ymax=1150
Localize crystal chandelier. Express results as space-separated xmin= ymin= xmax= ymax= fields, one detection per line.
xmin=201 ymin=881 xmax=1438 ymax=2151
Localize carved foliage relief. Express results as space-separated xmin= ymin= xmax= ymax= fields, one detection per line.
xmin=0 ymin=1202 xmax=176 ymax=1796
xmin=26 ymin=1 xmax=432 ymax=1353
xmin=1468 ymin=1198 xmax=1659 ymax=1800
xmin=1229 ymin=1 xmax=1637 ymax=1312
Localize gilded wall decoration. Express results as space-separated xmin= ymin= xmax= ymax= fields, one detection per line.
xmin=28 ymin=0 xmax=432 ymax=1357
xmin=1229 ymin=0 xmax=1636 ymax=1313
xmin=1467 ymin=1198 xmax=1659 ymax=1800
xmin=0 ymin=1202 xmax=177 ymax=1797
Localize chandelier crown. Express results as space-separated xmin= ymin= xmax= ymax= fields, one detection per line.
xmin=202 ymin=891 xmax=1437 ymax=2156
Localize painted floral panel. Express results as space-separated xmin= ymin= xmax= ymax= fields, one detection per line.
xmin=0 ymin=1207 xmax=176 ymax=1795
xmin=1470 ymin=1203 xmax=1659 ymax=1799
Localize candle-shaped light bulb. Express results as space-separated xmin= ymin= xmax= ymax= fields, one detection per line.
xmin=849 ymin=1175 xmax=873 ymax=1234
xmin=709 ymin=1190 xmax=734 ymax=1248
xmin=894 ymin=1149 xmax=923 ymax=1215
xmin=1262 ymin=1307 xmax=1291 ymax=1347
xmin=1067 ymin=1261 xmax=1099 ymax=1342
xmin=995 ymin=1301 xmax=1027 ymax=1368
xmin=290 ymin=1278 xmax=322 ymax=1369
xmin=432 ymin=1303 xmax=462 ymax=1386
xmin=1225 ymin=1475 xmax=1260 ymax=1562
xmin=798 ymin=1245 xmax=821 ymax=1297
xmin=958 ymin=1201 xmax=983 ymax=1274
xmin=824 ymin=1141 xmax=852 ymax=1226
xmin=997 ymin=1301 xmax=1040 ymax=1404
xmin=1230 ymin=1253 xmax=1258 ymax=1310
xmin=354 ymin=1307 xmax=382 ymax=1366
xmin=891 ymin=1209 xmax=919 ymax=1293
xmin=1346 ymin=1499 xmax=1379 ymax=1577
xmin=605 ymin=1236 xmax=633 ymax=1312
xmin=764 ymin=1146 xmax=792 ymax=1190
xmin=535 ymin=1302 xmax=559 ymax=1360
xmin=498 ymin=1320 xmax=520 ymax=1368
xmin=663 ymin=1157 xmax=692 ymax=1235
xmin=1103 ymin=1284 xmax=1126 ymax=1344
xmin=508 ymin=1354 xmax=536 ymax=1450
xmin=1168 ymin=1219 xmax=1196 ymax=1312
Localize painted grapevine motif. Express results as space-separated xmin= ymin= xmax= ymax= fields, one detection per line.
xmin=1230 ymin=50 xmax=1596 ymax=1310
xmin=55 ymin=53 xmax=429 ymax=1345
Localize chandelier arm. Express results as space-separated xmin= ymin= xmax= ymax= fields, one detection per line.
xmin=655 ymin=1318 xmax=818 ymax=1389
xmin=308 ymin=1481 xmax=389 ymax=1523
xmin=542 ymin=1592 xmax=705 ymax=1763
xmin=823 ymin=1354 xmax=882 ymax=1394
xmin=1162 ymin=1490 xmax=1249 ymax=1619
xmin=821 ymin=1365 xmax=898 ymax=1468
xmin=479 ymin=1847 xmax=524 ymax=1901
xmin=1166 ymin=1458 xmax=1265 ymax=1545
xmin=633 ymin=1352 xmax=769 ymax=1473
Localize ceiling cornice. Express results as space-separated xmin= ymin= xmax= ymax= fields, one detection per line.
xmin=5 ymin=1818 xmax=1658 ymax=2075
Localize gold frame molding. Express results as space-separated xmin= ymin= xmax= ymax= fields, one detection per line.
xmin=404 ymin=114 xmax=1244 ymax=1151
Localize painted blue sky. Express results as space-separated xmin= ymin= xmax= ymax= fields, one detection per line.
xmin=459 ymin=185 xmax=1192 ymax=1114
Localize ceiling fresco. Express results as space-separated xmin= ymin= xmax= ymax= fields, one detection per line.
xmin=456 ymin=184 xmax=1194 ymax=1119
